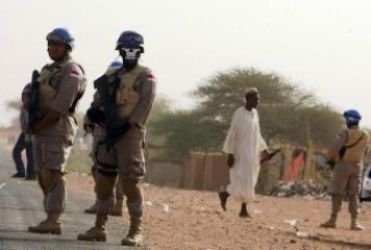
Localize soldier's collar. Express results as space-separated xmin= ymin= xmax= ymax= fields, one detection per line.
xmin=119 ymin=64 xmax=144 ymax=75
xmin=52 ymin=54 xmax=72 ymax=67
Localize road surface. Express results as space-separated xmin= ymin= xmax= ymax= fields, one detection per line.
xmin=0 ymin=146 xmax=146 ymax=250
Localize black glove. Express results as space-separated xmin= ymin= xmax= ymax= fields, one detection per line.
xmin=86 ymin=107 xmax=105 ymax=125
xmin=327 ymin=160 xmax=336 ymax=170
xmin=105 ymin=122 xmax=132 ymax=150
xmin=83 ymin=123 xmax=94 ymax=134
xmin=227 ymin=154 xmax=235 ymax=168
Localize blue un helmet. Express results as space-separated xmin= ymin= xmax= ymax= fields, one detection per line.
xmin=46 ymin=28 xmax=74 ymax=50
xmin=115 ymin=31 xmax=144 ymax=52
xmin=105 ymin=59 xmax=123 ymax=75
xmin=343 ymin=109 xmax=362 ymax=126
xmin=109 ymin=59 xmax=123 ymax=69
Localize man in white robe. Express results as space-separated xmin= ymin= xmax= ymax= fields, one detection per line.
xmin=219 ymin=88 xmax=271 ymax=217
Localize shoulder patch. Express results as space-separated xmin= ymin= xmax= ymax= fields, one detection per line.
xmin=146 ymin=71 xmax=156 ymax=80
xmin=70 ymin=65 xmax=81 ymax=77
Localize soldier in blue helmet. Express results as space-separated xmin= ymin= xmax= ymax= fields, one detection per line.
xmin=321 ymin=109 xmax=369 ymax=231
xmin=46 ymin=28 xmax=74 ymax=51
xmin=24 ymin=27 xmax=87 ymax=234
xmin=78 ymin=30 xmax=156 ymax=247
xmin=84 ymin=59 xmax=124 ymax=216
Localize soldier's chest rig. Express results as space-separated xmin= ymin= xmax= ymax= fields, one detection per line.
xmin=37 ymin=64 xmax=63 ymax=113
xmin=117 ymin=65 xmax=146 ymax=116
xmin=37 ymin=61 xmax=85 ymax=115
xmin=104 ymin=65 xmax=146 ymax=121
xmin=339 ymin=129 xmax=367 ymax=162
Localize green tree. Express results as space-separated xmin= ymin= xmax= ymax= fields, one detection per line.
xmin=6 ymin=100 xmax=22 ymax=128
xmin=150 ymin=68 xmax=343 ymax=163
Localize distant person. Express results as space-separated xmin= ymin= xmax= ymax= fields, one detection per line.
xmin=24 ymin=27 xmax=87 ymax=234
xmin=321 ymin=110 xmax=369 ymax=231
xmin=12 ymin=102 xmax=35 ymax=180
xmin=218 ymin=88 xmax=274 ymax=217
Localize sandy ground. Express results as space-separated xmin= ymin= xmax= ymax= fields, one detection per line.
xmin=66 ymin=173 xmax=371 ymax=250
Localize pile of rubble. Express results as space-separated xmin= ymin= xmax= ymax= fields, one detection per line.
xmin=271 ymin=180 xmax=330 ymax=200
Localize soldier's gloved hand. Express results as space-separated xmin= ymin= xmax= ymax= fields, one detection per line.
xmin=260 ymin=150 xmax=269 ymax=161
xmin=86 ymin=107 xmax=105 ymax=124
xmin=227 ymin=154 xmax=235 ymax=168
xmin=327 ymin=160 xmax=336 ymax=170
xmin=83 ymin=113 xmax=95 ymax=134
xmin=105 ymin=122 xmax=132 ymax=151
xmin=83 ymin=123 xmax=94 ymax=134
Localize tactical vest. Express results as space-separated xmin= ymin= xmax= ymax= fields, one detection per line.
xmin=37 ymin=60 xmax=85 ymax=115
xmin=115 ymin=65 xmax=146 ymax=118
xmin=37 ymin=65 xmax=61 ymax=114
xmin=341 ymin=129 xmax=368 ymax=162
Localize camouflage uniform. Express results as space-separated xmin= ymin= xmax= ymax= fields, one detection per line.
xmin=84 ymin=122 xmax=124 ymax=215
xmin=28 ymin=55 xmax=86 ymax=234
xmin=78 ymin=63 xmax=156 ymax=245
xmin=321 ymin=127 xmax=369 ymax=230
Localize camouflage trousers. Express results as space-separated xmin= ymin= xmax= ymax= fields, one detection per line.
xmin=33 ymin=136 xmax=72 ymax=213
xmin=329 ymin=161 xmax=362 ymax=216
xmin=93 ymin=127 xmax=145 ymax=215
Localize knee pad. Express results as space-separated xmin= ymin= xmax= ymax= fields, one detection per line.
xmin=97 ymin=163 xmax=118 ymax=177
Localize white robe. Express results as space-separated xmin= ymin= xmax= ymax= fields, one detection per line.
xmin=222 ymin=106 xmax=267 ymax=202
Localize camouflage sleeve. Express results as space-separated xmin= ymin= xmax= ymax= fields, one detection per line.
xmin=362 ymin=131 xmax=370 ymax=155
xmin=92 ymin=90 xmax=101 ymax=107
xmin=21 ymin=83 xmax=31 ymax=106
xmin=49 ymin=63 xmax=85 ymax=115
xmin=20 ymin=106 xmax=28 ymax=132
xmin=22 ymin=83 xmax=31 ymax=96
xmin=128 ymin=69 xmax=156 ymax=127
xmin=327 ymin=129 xmax=347 ymax=161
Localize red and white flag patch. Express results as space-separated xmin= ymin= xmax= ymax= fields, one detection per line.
xmin=146 ymin=72 xmax=156 ymax=80
xmin=70 ymin=67 xmax=80 ymax=77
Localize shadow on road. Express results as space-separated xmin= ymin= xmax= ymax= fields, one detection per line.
xmin=286 ymin=231 xmax=371 ymax=250
xmin=0 ymin=228 xmax=122 ymax=248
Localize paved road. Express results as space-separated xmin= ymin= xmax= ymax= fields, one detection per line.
xmin=0 ymin=146 xmax=147 ymax=250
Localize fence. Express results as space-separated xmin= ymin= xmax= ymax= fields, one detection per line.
xmin=180 ymin=147 xmax=327 ymax=193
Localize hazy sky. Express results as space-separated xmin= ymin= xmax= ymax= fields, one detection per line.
xmin=2 ymin=0 xmax=371 ymax=126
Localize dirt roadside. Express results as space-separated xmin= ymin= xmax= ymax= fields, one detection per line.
xmin=66 ymin=173 xmax=371 ymax=250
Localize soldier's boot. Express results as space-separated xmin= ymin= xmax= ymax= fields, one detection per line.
xmin=349 ymin=194 xmax=363 ymax=231
xmin=321 ymin=195 xmax=342 ymax=229
xmin=350 ymin=216 xmax=364 ymax=231
xmin=218 ymin=191 xmax=229 ymax=211
xmin=239 ymin=203 xmax=252 ymax=218
xmin=77 ymin=214 xmax=107 ymax=241
xmin=320 ymin=213 xmax=337 ymax=228
xmin=110 ymin=198 xmax=124 ymax=216
xmin=122 ymin=197 xmax=144 ymax=247
xmin=84 ymin=201 xmax=98 ymax=214
xmin=28 ymin=213 xmax=62 ymax=234
xmin=121 ymin=217 xmax=143 ymax=247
